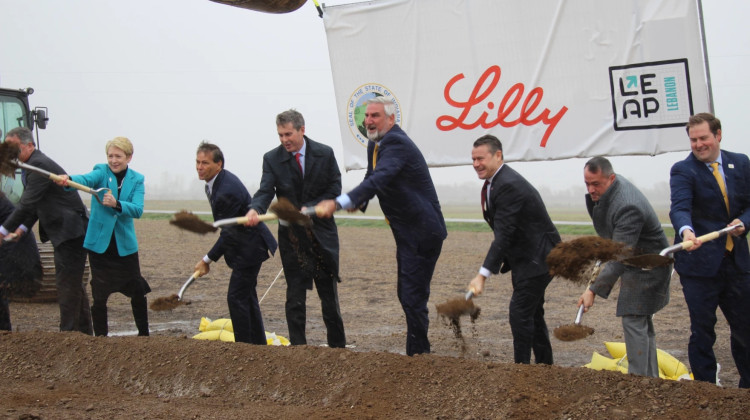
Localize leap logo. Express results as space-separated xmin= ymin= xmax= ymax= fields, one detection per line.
xmin=609 ymin=59 xmax=693 ymax=130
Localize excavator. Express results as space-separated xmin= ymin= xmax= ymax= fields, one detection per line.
xmin=209 ymin=0 xmax=322 ymax=15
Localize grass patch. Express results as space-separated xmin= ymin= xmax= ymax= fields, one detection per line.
xmin=141 ymin=209 xmax=673 ymax=238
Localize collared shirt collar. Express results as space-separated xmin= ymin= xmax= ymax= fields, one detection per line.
xmin=205 ymin=170 xmax=220 ymax=194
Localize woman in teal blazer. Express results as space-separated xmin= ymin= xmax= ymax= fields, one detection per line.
xmin=58 ymin=137 xmax=149 ymax=336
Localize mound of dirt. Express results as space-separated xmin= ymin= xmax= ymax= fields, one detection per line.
xmin=1 ymin=331 xmax=748 ymax=419
xmin=3 ymin=221 xmax=749 ymax=418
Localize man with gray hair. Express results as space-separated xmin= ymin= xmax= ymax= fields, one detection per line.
xmin=317 ymin=96 xmax=447 ymax=356
xmin=245 ymin=109 xmax=346 ymax=348
xmin=1 ymin=126 xmax=92 ymax=334
xmin=579 ymin=156 xmax=671 ymax=377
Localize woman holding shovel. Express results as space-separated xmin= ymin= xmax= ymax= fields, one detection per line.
xmin=55 ymin=137 xmax=150 ymax=336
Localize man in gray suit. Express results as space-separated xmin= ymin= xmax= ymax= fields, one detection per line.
xmin=1 ymin=127 xmax=92 ymax=334
xmin=244 ymin=109 xmax=345 ymax=348
xmin=579 ymin=156 xmax=671 ymax=377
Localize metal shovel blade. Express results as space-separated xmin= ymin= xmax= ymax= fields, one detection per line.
xmin=177 ymin=271 xmax=201 ymax=301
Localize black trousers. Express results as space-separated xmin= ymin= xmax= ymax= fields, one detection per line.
xmin=227 ymin=264 xmax=266 ymax=345
xmin=509 ymin=272 xmax=553 ymax=365
xmin=0 ymin=286 xmax=10 ymax=331
xmin=54 ymin=236 xmax=92 ymax=334
xmin=285 ymin=270 xmax=346 ymax=348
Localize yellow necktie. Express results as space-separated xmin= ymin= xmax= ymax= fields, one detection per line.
xmin=372 ymin=143 xmax=379 ymax=169
xmin=710 ymin=162 xmax=733 ymax=251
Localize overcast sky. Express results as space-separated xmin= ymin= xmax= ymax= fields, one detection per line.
xmin=1 ymin=0 xmax=748 ymax=202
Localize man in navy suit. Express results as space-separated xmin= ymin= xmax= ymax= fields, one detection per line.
xmin=244 ymin=110 xmax=346 ymax=348
xmin=669 ymin=112 xmax=750 ymax=388
xmin=194 ymin=142 xmax=277 ymax=345
xmin=318 ymin=96 xmax=447 ymax=356
xmin=467 ymin=134 xmax=560 ymax=364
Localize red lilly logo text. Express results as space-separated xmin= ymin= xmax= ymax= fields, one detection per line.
xmin=436 ymin=65 xmax=568 ymax=147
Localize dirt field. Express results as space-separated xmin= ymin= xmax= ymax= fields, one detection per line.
xmin=2 ymin=219 xmax=749 ymax=419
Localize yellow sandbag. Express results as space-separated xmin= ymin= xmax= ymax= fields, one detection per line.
xmin=584 ymin=351 xmax=628 ymax=374
xmin=604 ymin=341 xmax=626 ymax=358
xmin=656 ymin=348 xmax=692 ymax=380
xmin=193 ymin=329 xmax=235 ymax=342
xmin=195 ymin=317 xmax=290 ymax=346
xmin=601 ymin=341 xmax=692 ymax=380
xmin=265 ymin=331 xmax=290 ymax=346
xmin=199 ymin=317 xmax=234 ymax=333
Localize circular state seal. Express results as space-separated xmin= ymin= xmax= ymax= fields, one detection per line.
xmin=346 ymin=83 xmax=402 ymax=147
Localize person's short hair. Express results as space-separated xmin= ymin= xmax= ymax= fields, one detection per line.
xmin=5 ymin=127 xmax=35 ymax=146
xmin=367 ymin=96 xmax=397 ymax=119
xmin=196 ymin=141 xmax=224 ymax=165
xmin=276 ymin=109 xmax=305 ymax=131
xmin=473 ymin=134 xmax=503 ymax=154
xmin=686 ymin=112 xmax=721 ymax=135
xmin=105 ymin=137 xmax=134 ymax=156
xmin=584 ymin=156 xmax=614 ymax=177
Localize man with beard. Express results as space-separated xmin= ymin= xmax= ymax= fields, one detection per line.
xmin=317 ymin=97 xmax=447 ymax=356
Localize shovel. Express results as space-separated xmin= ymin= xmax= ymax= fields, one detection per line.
xmin=553 ymin=261 xmax=600 ymax=341
xmin=212 ymin=207 xmax=317 ymax=228
xmin=12 ymin=159 xmax=110 ymax=204
xmin=621 ymin=224 xmax=741 ymax=269
xmin=178 ymin=270 xmax=202 ymax=301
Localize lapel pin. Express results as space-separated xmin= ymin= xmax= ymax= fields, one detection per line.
xmin=728 ymin=164 xmax=735 ymax=169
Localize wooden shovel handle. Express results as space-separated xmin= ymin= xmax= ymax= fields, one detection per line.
xmin=212 ymin=213 xmax=278 ymax=228
xmin=677 ymin=225 xmax=740 ymax=251
xmin=47 ymin=173 xmax=97 ymax=195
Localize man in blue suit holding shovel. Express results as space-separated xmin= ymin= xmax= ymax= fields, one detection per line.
xmin=318 ymin=96 xmax=447 ymax=356
xmin=669 ymin=112 xmax=750 ymax=388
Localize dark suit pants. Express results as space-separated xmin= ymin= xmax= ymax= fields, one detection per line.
xmin=0 ymin=286 xmax=10 ymax=331
xmin=285 ymin=271 xmax=346 ymax=348
xmin=396 ymin=238 xmax=443 ymax=356
xmin=680 ymin=256 xmax=750 ymax=388
xmin=54 ymin=236 xmax=92 ymax=334
xmin=227 ymin=264 xmax=266 ymax=345
xmin=509 ymin=273 xmax=553 ymax=364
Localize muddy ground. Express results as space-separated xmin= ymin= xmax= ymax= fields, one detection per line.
xmin=2 ymin=219 xmax=748 ymax=419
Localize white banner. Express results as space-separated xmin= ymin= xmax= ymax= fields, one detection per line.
xmin=323 ymin=0 xmax=709 ymax=171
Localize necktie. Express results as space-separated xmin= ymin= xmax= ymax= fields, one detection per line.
xmin=21 ymin=169 xmax=28 ymax=187
xmin=481 ymin=180 xmax=489 ymax=212
xmin=372 ymin=143 xmax=379 ymax=169
xmin=204 ymin=184 xmax=211 ymax=201
xmin=710 ymin=162 xmax=733 ymax=251
xmin=295 ymin=152 xmax=303 ymax=177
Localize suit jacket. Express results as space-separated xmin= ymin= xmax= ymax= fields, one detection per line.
xmin=2 ymin=149 xmax=88 ymax=247
xmin=70 ymin=164 xmax=143 ymax=256
xmin=482 ymin=164 xmax=560 ymax=278
xmin=0 ymin=194 xmax=42 ymax=287
xmin=207 ymin=169 xmax=277 ymax=270
xmin=251 ymin=136 xmax=341 ymax=282
xmin=669 ymin=149 xmax=750 ymax=276
xmin=347 ymin=125 xmax=447 ymax=247
xmin=586 ymin=175 xmax=670 ymax=316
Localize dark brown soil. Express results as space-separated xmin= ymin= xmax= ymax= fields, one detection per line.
xmin=2 ymin=220 xmax=748 ymax=419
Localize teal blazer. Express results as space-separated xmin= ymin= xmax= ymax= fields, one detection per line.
xmin=71 ymin=163 xmax=144 ymax=256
